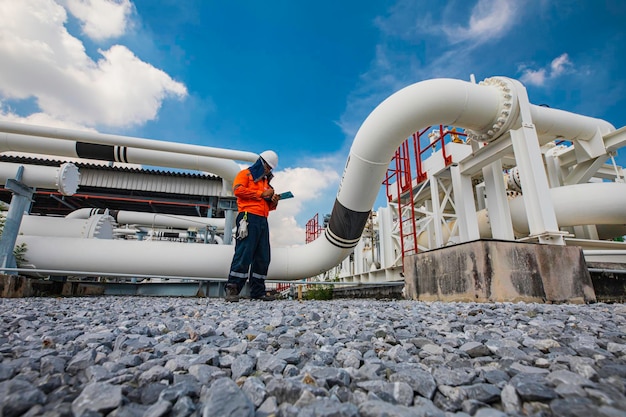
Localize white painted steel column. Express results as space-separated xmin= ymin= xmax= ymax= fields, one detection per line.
xmin=508 ymin=79 xmax=563 ymax=245
xmin=544 ymin=146 xmax=565 ymax=188
xmin=482 ymin=159 xmax=514 ymax=240
xmin=450 ymin=164 xmax=480 ymax=241
xmin=377 ymin=206 xmax=397 ymax=269
xmin=429 ymin=177 xmax=444 ymax=248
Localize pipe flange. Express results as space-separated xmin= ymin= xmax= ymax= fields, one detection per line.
xmin=56 ymin=162 xmax=80 ymax=196
xmin=82 ymin=214 xmax=116 ymax=239
xmin=506 ymin=167 xmax=523 ymax=193
xmin=467 ymin=77 xmax=519 ymax=143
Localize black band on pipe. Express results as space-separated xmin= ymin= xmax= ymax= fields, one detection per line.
xmin=115 ymin=146 xmax=128 ymax=162
xmin=76 ymin=142 xmax=115 ymax=161
xmin=114 ymin=146 xmax=129 ymax=163
xmin=325 ymin=199 xmax=370 ymax=249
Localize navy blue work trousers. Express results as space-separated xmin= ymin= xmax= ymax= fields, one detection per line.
xmin=227 ymin=212 xmax=270 ymax=298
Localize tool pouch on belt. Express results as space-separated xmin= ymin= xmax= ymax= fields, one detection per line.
xmin=236 ymin=212 xmax=248 ymax=240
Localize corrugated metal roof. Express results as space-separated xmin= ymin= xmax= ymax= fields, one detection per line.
xmin=79 ymin=168 xmax=223 ymax=196
xmin=0 ymin=154 xmax=220 ymax=178
xmin=0 ymin=155 xmax=224 ymax=196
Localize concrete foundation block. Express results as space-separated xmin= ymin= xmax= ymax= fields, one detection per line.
xmin=404 ymin=240 xmax=596 ymax=303
xmin=1 ymin=274 xmax=63 ymax=297
xmin=0 ymin=275 xmax=104 ymax=297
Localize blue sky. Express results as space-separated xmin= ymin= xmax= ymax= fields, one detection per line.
xmin=1 ymin=0 xmax=625 ymax=246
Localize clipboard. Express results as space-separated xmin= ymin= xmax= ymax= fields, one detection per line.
xmin=278 ymin=191 xmax=294 ymax=200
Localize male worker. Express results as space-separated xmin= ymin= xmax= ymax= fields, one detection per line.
xmin=225 ymin=150 xmax=280 ymax=302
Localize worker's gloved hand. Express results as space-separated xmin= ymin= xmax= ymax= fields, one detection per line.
xmin=237 ymin=215 xmax=248 ymax=240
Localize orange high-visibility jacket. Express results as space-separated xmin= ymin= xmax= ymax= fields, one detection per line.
xmin=233 ymin=169 xmax=277 ymax=217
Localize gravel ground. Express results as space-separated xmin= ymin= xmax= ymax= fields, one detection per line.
xmin=1 ymin=297 xmax=626 ymax=417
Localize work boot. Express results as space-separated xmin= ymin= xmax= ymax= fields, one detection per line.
xmin=224 ymin=284 xmax=240 ymax=302
xmin=251 ymin=293 xmax=278 ymax=301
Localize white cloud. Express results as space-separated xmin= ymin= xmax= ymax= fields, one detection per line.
xmin=0 ymin=0 xmax=187 ymax=128
xmin=382 ymin=0 xmax=518 ymax=46
xmin=520 ymin=68 xmax=547 ymax=86
xmin=0 ymin=101 xmax=95 ymax=131
xmin=550 ymin=53 xmax=572 ymax=76
xmin=63 ymin=0 xmax=133 ymax=41
xmin=445 ymin=0 xmax=516 ymax=44
xmin=520 ymin=53 xmax=572 ymax=86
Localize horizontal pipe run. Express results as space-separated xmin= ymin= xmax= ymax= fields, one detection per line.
xmin=66 ymin=208 xmax=226 ymax=231
xmin=0 ymin=122 xmax=259 ymax=163
xmin=0 ymin=162 xmax=79 ymax=195
xmin=508 ymin=182 xmax=626 ymax=235
xmin=41 ymin=192 xmax=212 ymax=210
xmin=0 ymin=132 xmax=242 ymax=183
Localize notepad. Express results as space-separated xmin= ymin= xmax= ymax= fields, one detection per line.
xmin=279 ymin=191 xmax=294 ymax=199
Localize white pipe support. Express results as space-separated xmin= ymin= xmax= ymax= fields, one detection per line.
xmin=450 ymin=164 xmax=480 ymax=241
xmin=543 ymin=145 xmax=566 ymax=188
xmin=428 ymin=176 xmax=445 ymax=248
xmin=507 ymin=79 xmax=562 ymax=244
xmin=482 ymin=159 xmax=515 ymax=240
xmin=0 ymin=162 xmax=79 ymax=195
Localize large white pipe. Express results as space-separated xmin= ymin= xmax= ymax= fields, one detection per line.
xmin=416 ymin=183 xmax=626 ymax=249
xmin=508 ymin=182 xmax=626 ymax=234
xmin=18 ymin=214 xmax=115 ymax=238
xmin=0 ymin=122 xmax=259 ymax=162
xmin=0 ymin=162 xmax=79 ymax=195
xmin=12 ymin=77 xmax=620 ymax=279
xmin=0 ymin=132 xmax=242 ymax=183
xmin=66 ymin=208 xmax=226 ymax=231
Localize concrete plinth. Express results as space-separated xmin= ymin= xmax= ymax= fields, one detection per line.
xmin=404 ymin=240 xmax=596 ymax=303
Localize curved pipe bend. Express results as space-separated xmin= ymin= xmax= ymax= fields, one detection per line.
xmin=13 ymin=77 xmax=618 ymax=280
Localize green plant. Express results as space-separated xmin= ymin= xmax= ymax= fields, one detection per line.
xmin=13 ymin=242 xmax=28 ymax=267
xmin=0 ymin=214 xmax=28 ymax=267
xmin=304 ymin=284 xmax=334 ymax=300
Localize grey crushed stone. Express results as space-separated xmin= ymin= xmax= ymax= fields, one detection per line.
xmin=1 ymin=297 xmax=626 ymax=416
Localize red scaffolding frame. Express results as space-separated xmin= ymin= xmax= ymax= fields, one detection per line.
xmin=303 ymin=126 xmax=467 ymax=272
xmin=384 ymin=125 xmax=467 ymax=266
xmin=305 ymin=213 xmax=324 ymax=244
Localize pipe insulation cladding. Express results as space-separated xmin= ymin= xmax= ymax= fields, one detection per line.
xmin=9 ymin=76 xmax=619 ymax=280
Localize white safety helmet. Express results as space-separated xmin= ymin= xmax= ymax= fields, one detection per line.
xmin=259 ymin=150 xmax=278 ymax=170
